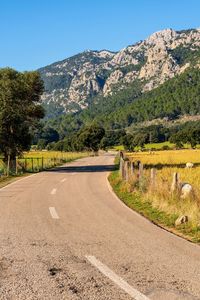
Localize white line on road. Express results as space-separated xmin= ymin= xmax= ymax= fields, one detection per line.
xmin=50 ymin=188 xmax=57 ymax=195
xmin=60 ymin=178 xmax=67 ymax=183
xmin=49 ymin=207 xmax=59 ymax=219
xmin=85 ymin=256 xmax=149 ymax=300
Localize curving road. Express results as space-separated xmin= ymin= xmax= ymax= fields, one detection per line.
xmin=0 ymin=153 xmax=200 ymax=300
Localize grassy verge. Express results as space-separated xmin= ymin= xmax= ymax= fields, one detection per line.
xmin=0 ymin=173 xmax=32 ymax=189
xmin=108 ymin=166 xmax=200 ymax=243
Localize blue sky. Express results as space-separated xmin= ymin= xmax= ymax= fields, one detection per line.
xmin=1 ymin=0 xmax=200 ymax=71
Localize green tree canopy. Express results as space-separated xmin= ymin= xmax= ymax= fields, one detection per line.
xmin=78 ymin=124 xmax=105 ymax=152
xmin=0 ymin=68 xmax=45 ymax=160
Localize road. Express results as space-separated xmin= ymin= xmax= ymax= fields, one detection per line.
xmin=0 ymin=153 xmax=200 ymax=300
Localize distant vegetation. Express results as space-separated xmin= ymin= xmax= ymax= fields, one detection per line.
xmin=2 ymin=65 xmax=200 ymax=157
xmin=37 ymin=67 xmax=200 ymax=151
xmin=121 ymin=121 xmax=200 ymax=150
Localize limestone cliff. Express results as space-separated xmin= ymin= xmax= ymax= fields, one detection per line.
xmin=39 ymin=28 xmax=200 ymax=114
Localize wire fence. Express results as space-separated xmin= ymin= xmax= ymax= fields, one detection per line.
xmin=0 ymin=156 xmax=70 ymax=178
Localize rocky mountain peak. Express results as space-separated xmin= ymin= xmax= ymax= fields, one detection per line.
xmin=145 ymin=28 xmax=177 ymax=46
xmin=39 ymin=28 xmax=200 ymax=115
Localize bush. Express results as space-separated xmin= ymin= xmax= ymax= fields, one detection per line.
xmin=162 ymin=145 xmax=170 ymax=150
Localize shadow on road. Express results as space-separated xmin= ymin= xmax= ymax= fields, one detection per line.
xmin=46 ymin=164 xmax=117 ymax=173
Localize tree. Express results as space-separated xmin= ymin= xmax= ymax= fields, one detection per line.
xmin=169 ymin=132 xmax=184 ymax=148
xmin=36 ymin=126 xmax=59 ymax=149
xmin=78 ymin=124 xmax=105 ymax=152
xmin=132 ymin=132 xmax=148 ymax=149
xmin=189 ymin=129 xmax=200 ymax=148
xmin=100 ymin=129 xmax=126 ymax=149
xmin=121 ymin=133 xmax=134 ymax=150
xmin=0 ymin=68 xmax=45 ymax=165
xmin=170 ymin=125 xmax=200 ymax=148
xmin=37 ymin=139 xmax=47 ymax=150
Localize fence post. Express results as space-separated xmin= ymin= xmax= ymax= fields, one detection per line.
xmin=120 ymin=157 xmax=123 ymax=177
xmin=31 ymin=158 xmax=34 ymax=172
xmin=171 ymin=172 xmax=180 ymax=192
xmin=125 ymin=161 xmax=129 ymax=182
xmin=16 ymin=157 xmax=18 ymax=175
xmin=130 ymin=161 xmax=134 ymax=176
xmin=123 ymin=160 xmax=126 ymax=180
xmin=121 ymin=157 xmax=125 ymax=179
xmin=128 ymin=161 xmax=132 ymax=181
xmin=150 ymin=168 xmax=156 ymax=187
xmin=41 ymin=157 xmax=44 ymax=170
xmin=25 ymin=158 xmax=27 ymax=172
xmin=138 ymin=162 xmax=143 ymax=180
xmin=7 ymin=154 xmax=10 ymax=177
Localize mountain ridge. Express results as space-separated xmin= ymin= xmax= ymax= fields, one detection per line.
xmin=38 ymin=28 xmax=200 ymax=116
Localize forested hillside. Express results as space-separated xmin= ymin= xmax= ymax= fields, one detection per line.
xmin=43 ymin=67 xmax=200 ymax=139
xmin=102 ymin=67 xmax=200 ymax=128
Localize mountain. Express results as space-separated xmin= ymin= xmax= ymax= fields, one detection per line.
xmin=39 ymin=28 xmax=200 ymax=117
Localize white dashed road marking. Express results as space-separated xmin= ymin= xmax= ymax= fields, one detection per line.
xmin=86 ymin=256 xmax=149 ymax=300
xmin=50 ymin=188 xmax=57 ymax=195
xmin=60 ymin=178 xmax=66 ymax=183
xmin=49 ymin=207 xmax=59 ymax=219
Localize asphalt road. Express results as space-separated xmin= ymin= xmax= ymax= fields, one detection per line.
xmin=0 ymin=153 xmax=200 ymax=300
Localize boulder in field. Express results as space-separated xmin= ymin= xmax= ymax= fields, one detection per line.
xmin=175 ymin=215 xmax=188 ymax=226
xmin=181 ymin=183 xmax=193 ymax=199
xmin=186 ymin=162 xmax=194 ymax=168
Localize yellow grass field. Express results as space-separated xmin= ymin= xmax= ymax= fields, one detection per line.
xmin=24 ymin=151 xmax=88 ymax=160
xmin=128 ymin=149 xmax=200 ymax=165
xmin=127 ymin=149 xmax=200 ymax=229
xmin=0 ymin=151 xmax=89 ymax=175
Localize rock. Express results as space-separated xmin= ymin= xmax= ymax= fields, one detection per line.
xmin=181 ymin=183 xmax=193 ymax=198
xmin=186 ymin=162 xmax=194 ymax=168
xmin=39 ymin=28 xmax=200 ymax=114
xmin=103 ymin=70 xmax=124 ymax=96
xmin=175 ymin=215 xmax=188 ymax=226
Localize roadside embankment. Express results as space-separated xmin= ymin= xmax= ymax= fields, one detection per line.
xmin=109 ymin=152 xmax=200 ymax=243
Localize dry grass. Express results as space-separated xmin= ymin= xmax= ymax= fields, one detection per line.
xmin=23 ymin=151 xmax=88 ymax=160
xmin=127 ymin=149 xmax=200 ymax=229
xmin=0 ymin=151 xmax=89 ymax=175
xmin=128 ymin=149 xmax=200 ymax=165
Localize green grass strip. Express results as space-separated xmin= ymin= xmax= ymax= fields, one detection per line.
xmin=108 ymin=169 xmax=200 ymax=243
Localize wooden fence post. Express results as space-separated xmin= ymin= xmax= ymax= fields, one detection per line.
xmin=41 ymin=157 xmax=44 ymax=170
xmin=121 ymin=158 xmax=125 ymax=179
xmin=125 ymin=161 xmax=130 ymax=182
xmin=120 ymin=157 xmax=123 ymax=177
xmin=37 ymin=158 xmax=39 ymax=171
xmin=31 ymin=158 xmax=34 ymax=172
xmin=123 ymin=161 xmax=127 ymax=181
xmin=7 ymin=154 xmax=10 ymax=177
xmin=25 ymin=158 xmax=27 ymax=172
xmin=130 ymin=161 xmax=134 ymax=176
xmin=150 ymin=168 xmax=156 ymax=187
xmin=171 ymin=172 xmax=180 ymax=192
xmin=16 ymin=157 xmax=18 ymax=175
xmin=138 ymin=162 xmax=143 ymax=180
